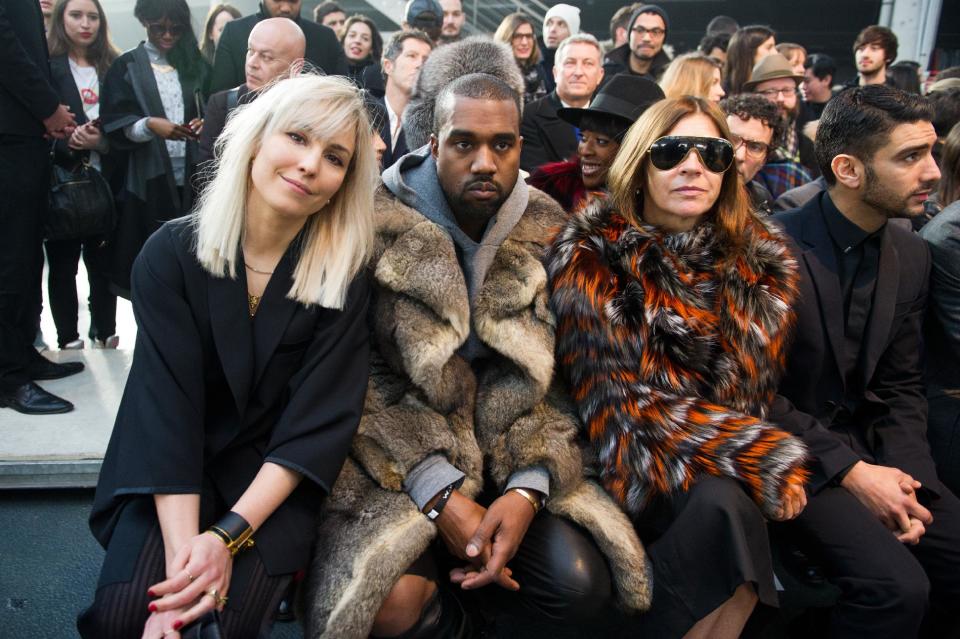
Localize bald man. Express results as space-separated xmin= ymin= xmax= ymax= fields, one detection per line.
xmin=199 ymin=18 xmax=306 ymax=165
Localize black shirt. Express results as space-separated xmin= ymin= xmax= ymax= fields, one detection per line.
xmin=820 ymin=192 xmax=883 ymax=395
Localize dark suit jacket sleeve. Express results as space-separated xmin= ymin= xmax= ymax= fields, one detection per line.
xmin=210 ymin=20 xmax=244 ymax=94
xmin=868 ymin=243 xmax=938 ymax=488
xmin=520 ymin=105 xmax=548 ymax=173
xmin=198 ymin=91 xmax=227 ymax=165
xmin=0 ymin=0 xmax=59 ymax=122
xmin=108 ymin=225 xmax=207 ymax=496
xmin=924 ymin=211 xmax=960 ymax=359
xmin=309 ymin=22 xmax=347 ymax=76
xmin=770 ymin=394 xmax=862 ymax=492
xmin=264 ymin=275 xmax=370 ymax=492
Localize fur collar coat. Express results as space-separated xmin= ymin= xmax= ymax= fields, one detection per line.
xmin=304 ymin=187 xmax=651 ymax=638
xmin=547 ymin=197 xmax=808 ymax=520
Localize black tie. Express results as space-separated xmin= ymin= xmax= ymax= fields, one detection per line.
xmin=842 ymin=237 xmax=880 ymax=392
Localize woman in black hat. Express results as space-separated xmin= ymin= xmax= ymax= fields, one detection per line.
xmin=528 ymin=75 xmax=664 ymax=213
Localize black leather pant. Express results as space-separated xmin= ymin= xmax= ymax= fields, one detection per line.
xmin=378 ymin=512 xmax=613 ymax=638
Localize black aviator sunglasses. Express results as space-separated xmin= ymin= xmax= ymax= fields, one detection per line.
xmin=647 ymin=136 xmax=735 ymax=174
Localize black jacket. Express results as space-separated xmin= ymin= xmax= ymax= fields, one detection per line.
xmin=0 ymin=0 xmax=59 ymax=136
xmin=771 ymin=192 xmax=938 ymax=494
xmin=198 ymin=83 xmax=254 ymax=165
xmin=520 ymin=91 xmax=578 ymax=173
xmin=209 ymin=5 xmax=347 ymax=94
xmin=602 ymin=44 xmax=670 ymax=84
xmin=89 ymin=218 xmax=369 ymax=576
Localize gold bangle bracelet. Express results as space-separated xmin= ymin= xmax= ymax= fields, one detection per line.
xmin=510 ymin=487 xmax=542 ymax=513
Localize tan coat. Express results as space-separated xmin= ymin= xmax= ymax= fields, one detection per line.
xmin=304 ymin=187 xmax=651 ymax=638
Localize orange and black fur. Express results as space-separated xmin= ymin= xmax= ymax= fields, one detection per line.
xmin=548 ymin=197 xmax=809 ymax=519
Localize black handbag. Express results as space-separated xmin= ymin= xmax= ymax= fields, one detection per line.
xmin=181 ymin=610 xmax=224 ymax=639
xmin=45 ymin=147 xmax=116 ymax=241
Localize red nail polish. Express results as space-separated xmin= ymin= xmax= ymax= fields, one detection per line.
xmin=173 ymin=621 xmax=183 ymax=631
xmin=148 ymin=603 xmax=157 ymax=613
xmin=147 ymin=590 xmax=155 ymax=597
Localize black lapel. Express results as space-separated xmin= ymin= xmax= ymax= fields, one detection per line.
xmin=799 ymin=202 xmax=845 ymax=378
xmin=208 ymin=264 xmax=255 ymax=416
xmin=50 ymin=56 xmax=88 ymax=125
xmin=250 ymin=242 xmax=300 ymax=389
xmin=129 ymin=44 xmax=179 ymax=204
xmin=861 ymin=224 xmax=900 ymax=384
xmin=541 ymin=93 xmax=577 ymax=160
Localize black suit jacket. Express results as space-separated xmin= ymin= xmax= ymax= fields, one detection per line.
xmin=375 ymin=96 xmax=408 ymax=170
xmin=0 ymin=0 xmax=59 ymax=136
xmin=209 ymin=6 xmax=347 ymax=94
xmin=771 ymin=192 xmax=938 ymax=493
xmin=89 ymin=218 xmax=370 ymax=575
xmin=198 ymin=83 xmax=253 ymax=165
xmin=520 ymin=91 xmax=578 ymax=173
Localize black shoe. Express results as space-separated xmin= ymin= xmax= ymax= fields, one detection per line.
xmin=26 ymin=356 xmax=84 ymax=380
xmin=0 ymin=382 xmax=74 ymax=414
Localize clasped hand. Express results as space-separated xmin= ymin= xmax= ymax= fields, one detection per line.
xmin=142 ymin=532 xmax=232 ymax=638
xmin=147 ymin=117 xmax=202 ymax=141
xmin=436 ymin=491 xmax=537 ymax=592
xmin=841 ymin=461 xmax=933 ymax=545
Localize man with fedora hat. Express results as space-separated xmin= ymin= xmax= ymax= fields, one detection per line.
xmin=528 ymin=74 xmax=664 ymax=212
xmin=746 ymin=52 xmax=819 ymax=199
xmin=520 ymin=33 xmax=605 ymax=172
xmin=602 ymin=4 xmax=672 ymax=83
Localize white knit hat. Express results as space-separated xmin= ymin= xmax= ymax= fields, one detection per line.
xmin=544 ymin=4 xmax=581 ymax=35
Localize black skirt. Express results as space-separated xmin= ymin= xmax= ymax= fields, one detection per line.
xmin=629 ymin=475 xmax=778 ymax=637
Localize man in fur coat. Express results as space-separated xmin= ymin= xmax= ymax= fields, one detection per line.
xmin=304 ymin=74 xmax=651 ymax=638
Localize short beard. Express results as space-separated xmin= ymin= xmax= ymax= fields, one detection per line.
xmin=862 ymin=162 xmax=916 ymax=219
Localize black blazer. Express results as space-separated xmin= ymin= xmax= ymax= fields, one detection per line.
xmin=375 ymin=96 xmax=408 ymax=170
xmin=771 ymin=192 xmax=938 ymax=493
xmin=0 ymin=0 xmax=59 ymax=136
xmin=198 ymin=83 xmax=253 ymax=165
xmin=209 ymin=6 xmax=347 ymax=94
xmin=89 ymin=218 xmax=370 ymax=575
xmin=520 ymin=91 xmax=578 ymax=173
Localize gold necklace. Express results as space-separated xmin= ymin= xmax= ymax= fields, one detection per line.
xmin=244 ymin=261 xmax=274 ymax=275
xmin=248 ymin=293 xmax=261 ymax=317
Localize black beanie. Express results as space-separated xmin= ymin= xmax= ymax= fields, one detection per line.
xmin=630 ymin=4 xmax=670 ymax=35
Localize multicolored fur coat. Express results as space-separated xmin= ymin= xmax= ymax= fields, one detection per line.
xmin=547 ymin=197 xmax=808 ymax=519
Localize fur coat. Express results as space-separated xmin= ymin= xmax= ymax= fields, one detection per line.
xmin=304 ymin=188 xmax=651 ymax=638
xmin=402 ymin=36 xmax=524 ymax=150
xmin=547 ymin=197 xmax=809 ymax=520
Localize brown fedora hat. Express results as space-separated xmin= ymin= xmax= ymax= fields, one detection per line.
xmin=743 ymin=53 xmax=804 ymax=92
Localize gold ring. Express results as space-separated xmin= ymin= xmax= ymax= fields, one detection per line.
xmin=186 ymin=572 xmax=195 ymax=582
xmin=206 ymin=589 xmax=228 ymax=607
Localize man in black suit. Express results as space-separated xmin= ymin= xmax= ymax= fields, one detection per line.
xmin=199 ymin=18 xmax=306 ymax=166
xmin=375 ymin=30 xmax=432 ymax=169
xmin=0 ymin=0 xmax=84 ymax=415
xmin=773 ymin=85 xmax=960 ymax=638
xmin=520 ymin=33 xmax=604 ymax=173
xmin=209 ymin=0 xmax=346 ymax=94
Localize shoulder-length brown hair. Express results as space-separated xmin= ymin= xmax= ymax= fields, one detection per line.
xmin=660 ymin=53 xmax=723 ymax=100
xmin=494 ymin=12 xmax=540 ymax=67
xmin=938 ymin=121 xmax=960 ymax=207
xmin=340 ymin=14 xmax=384 ymax=63
xmin=47 ymin=0 xmax=119 ymax=77
xmin=608 ymin=96 xmax=752 ymax=250
xmin=200 ymin=3 xmax=241 ymax=64
xmin=724 ymin=25 xmax=775 ymax=95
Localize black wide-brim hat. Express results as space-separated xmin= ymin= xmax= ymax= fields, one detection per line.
xmin=557 ymin=74 xmax=666 ymax=134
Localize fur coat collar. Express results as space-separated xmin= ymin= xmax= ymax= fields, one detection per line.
xmin=548 ymin=197 xmax=808 ymax=519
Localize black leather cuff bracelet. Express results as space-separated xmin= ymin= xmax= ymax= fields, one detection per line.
xmin=205 ymin=511 xmax=255 ymax=556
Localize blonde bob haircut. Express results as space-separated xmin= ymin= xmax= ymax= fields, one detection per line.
xmin=194 ymin=73 xmax=377 ymax=310
xmin=608 ymin=96 xmax=752 ymax=250
xmin=659 ymin=53 xmax=723 ymax=101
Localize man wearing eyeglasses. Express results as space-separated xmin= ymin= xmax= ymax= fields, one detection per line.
xmin=721 ymin=94 xmax=782 ymax=215
xmin=602 ymin=4 xmax=671 ymax=83
xmin=746 ymin=52 xmax=819 ymax=199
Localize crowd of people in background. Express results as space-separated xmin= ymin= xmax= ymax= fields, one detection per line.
xmin=3 ymin=0 xmax=960 ymax=638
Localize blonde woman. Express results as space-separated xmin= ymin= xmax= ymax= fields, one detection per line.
xmin=78 ymin=74 xmax=377 ymax=639
xmin=660 ymin=52 xmax=726 ymax=102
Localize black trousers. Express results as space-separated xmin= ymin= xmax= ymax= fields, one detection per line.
xmin=399 ymin=512 xmax=613 ymax=633
xmin=782 ymin=483 xmax=960 ymax=638
xmin=0 ymin=135 xmax=48 ymax=391
xmin=78 ymin=498 xmax=292 ymax=639
xmin=45 ymin=236 xmax=117 ymax=346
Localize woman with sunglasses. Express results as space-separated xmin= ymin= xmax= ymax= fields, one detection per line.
xmin=100 ymin=0 xmax=209 ymax=298
xmin=548 ymin=96 xmax=808 ymax=638
xmin=45 ymin=0 xmax=120 ymax=350
xmin=78 ymin=74 xmax=376 ymax=639
xmin=494 ymin=13 xmax=547 ymax=104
